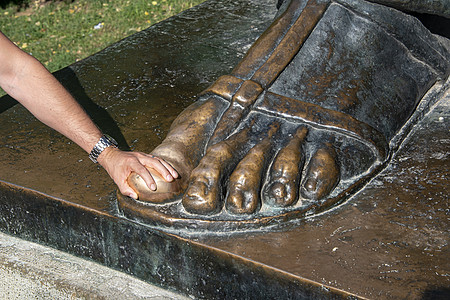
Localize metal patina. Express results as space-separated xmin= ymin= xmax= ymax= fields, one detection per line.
xmin=0 ymin=0 xmax=448 ymax=298
xmin=118 ymin=0 xmax=450 ymax=233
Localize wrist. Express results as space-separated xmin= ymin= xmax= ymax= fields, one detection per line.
xmin=89 ymin=134 xmax=118 ymax=163
xmin=97 ymin=145 xmax=120 ymax=166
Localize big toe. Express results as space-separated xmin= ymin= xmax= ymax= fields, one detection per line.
xmin=127 ymin=167 xmax=182 ymax=204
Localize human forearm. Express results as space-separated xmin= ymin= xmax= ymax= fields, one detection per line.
xmin=3 ymin=56 xmax=101 ymax=153
xmin=0 ymin=31 xmax=178 ymax=198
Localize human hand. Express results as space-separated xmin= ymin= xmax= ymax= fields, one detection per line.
xmin=97 ymin=147 xmax=178 ymax=199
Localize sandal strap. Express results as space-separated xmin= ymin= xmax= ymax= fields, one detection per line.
xmin=257 ymin=92 xmax=388 ymax=160
xmin=232 ymin=0 xmax=330 ymax=85
xmin=202 ymin=76 xmax=387 ymax=161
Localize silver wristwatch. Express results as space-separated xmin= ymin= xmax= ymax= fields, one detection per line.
xmin=89 ymin=134 xmax=118 ymax=163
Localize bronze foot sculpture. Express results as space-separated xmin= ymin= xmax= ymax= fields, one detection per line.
xmin=118 ymin=0 xmax=450 ymax=233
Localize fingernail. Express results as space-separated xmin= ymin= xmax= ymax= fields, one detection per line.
xmin=150 ymin=184 xmax=156 ymax=191
xmin=166 ymin=174 xmax=173 ymax=181
xmin=129 ymin=193 xmax=137 ymax=200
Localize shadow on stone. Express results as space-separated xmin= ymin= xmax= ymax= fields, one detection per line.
xmin=421 ymin=287 xmax=450 ymax=300
xmin=54 ymin=68 xmax=131 ymax=151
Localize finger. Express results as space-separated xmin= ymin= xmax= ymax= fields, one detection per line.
xmin=118 ymin=182 xmax=138 ymax=199
xmin=145 ymin=153 xmax=178 ymax=179
xmin=158 ymin=159 xmax=179 ymax=179
xmin=142 ymin=156 xmax=174 ymax=182
xmin=132 ymin=163 xmax=157 ymax=191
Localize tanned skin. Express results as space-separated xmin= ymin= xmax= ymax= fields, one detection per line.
xmin=0 ymin=31 xmax=178 ymax=199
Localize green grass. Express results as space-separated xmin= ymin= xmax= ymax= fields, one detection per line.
xmin=0 ymin=0 xmax=206 ymax=96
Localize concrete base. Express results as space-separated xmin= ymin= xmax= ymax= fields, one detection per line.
xmin=0 ymin=231 xmax=188 ymax=299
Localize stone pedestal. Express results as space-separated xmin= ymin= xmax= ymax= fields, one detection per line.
xmin=0 ymin=0 xmax=448 ymax=298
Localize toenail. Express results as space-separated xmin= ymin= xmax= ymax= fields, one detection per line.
xmin=271 ymin=183 xmax=286 ymax=199
xmin=305 ymin=178 xmax=317 ymax=192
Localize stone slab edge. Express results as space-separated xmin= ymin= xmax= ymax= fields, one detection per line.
xmin=0 ymin=180 xmax=359 ymax=299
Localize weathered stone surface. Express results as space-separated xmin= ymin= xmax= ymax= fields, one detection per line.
xmin=369 ymin=0 xmax=450 ymax=18
xmin=0 ymin=232 xmax=188 ymax=299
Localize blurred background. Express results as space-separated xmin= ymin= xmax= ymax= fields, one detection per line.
xmin=0 ymin=0 xmax=206 ymax=96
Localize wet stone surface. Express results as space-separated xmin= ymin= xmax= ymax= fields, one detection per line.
xmin=0 ymin=0 xmax=448 ymax=299
xmin=200 ymin=90 xmax=450 ymax=299
xmin=0 ymin=0 xmax=276 ymax=211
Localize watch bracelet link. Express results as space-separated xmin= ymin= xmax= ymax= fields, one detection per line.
xmin=89 ymin=134 xmax=118 ymax=163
